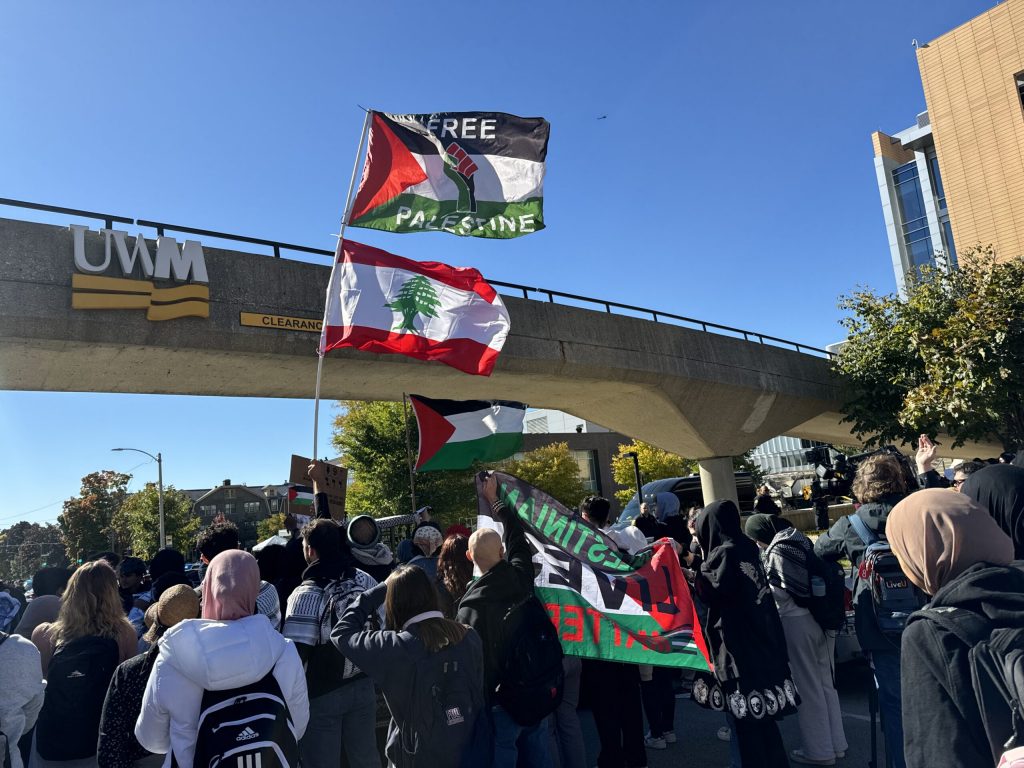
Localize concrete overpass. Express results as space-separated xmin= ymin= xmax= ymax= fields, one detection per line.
xmin=0 ymin=210 xmax=998 ymax=502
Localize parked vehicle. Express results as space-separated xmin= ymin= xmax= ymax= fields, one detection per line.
xmin=616 ymin=472 xmax=758 ymax=525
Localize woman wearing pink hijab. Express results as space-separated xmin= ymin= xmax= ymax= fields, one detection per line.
xmin=135 ymin=550 xmax=309 ymax=768
xmin=887 ymin=490 xmax=1019 ymax=768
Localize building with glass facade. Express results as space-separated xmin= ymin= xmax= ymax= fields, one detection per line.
xmin=873 ymin=112 xmax=955 ymax=295
xmin=749 ymin=435 xmax=826 ymax=475
xmin=874 ymin=0 xmax=1024 ymax=293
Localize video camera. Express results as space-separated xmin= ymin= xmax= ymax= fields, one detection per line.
xmin=802 ymin=444 xmax=918 ymax=527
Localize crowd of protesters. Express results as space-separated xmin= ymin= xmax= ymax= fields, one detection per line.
xmin=2 ymin=448 xmax=1023 ymax=768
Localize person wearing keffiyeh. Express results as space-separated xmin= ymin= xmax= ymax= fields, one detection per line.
xmin=746 ymin=514 xmax=848 ymax=766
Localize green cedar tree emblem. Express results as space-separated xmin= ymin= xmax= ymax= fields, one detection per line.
xmin=386 ymin=275 xmax=442 ymax=333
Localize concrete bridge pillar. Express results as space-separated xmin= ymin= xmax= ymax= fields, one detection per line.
xmin=698 ymin=457 xmax=739 ymax=508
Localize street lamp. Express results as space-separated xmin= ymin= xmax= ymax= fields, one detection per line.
xmin=112 ymin=447 xmax=164 ymax=549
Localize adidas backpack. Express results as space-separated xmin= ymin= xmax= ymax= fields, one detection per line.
xmin=36 ymin=635 xmax=119 ymax=761
xmin=399 ymin=640 xmax=487 ymax=768
xmin=186 ymin=670 xmax=298 ymax=768
xmin=848 ymin=514 xmax=927 ymax=640
xmin=495 ymin=594 xmax=565 ymax=727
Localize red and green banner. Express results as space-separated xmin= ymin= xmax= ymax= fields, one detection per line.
xmin=411 ymin=395 xmax=525 ymax=471
xmin=349 ymin=111 xmax=549 ymax=239
xmin=476 ymin=473 xmax=712 ymax=670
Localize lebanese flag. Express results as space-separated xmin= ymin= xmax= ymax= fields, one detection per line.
xmin=319 ymin=239 xmax=511 ymax=376
xmin=411 ymin=395 xmax=526 ymax=471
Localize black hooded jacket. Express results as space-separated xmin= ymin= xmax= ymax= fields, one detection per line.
xmin=813 ymin=492 xmax=905 ymax=652
xmin=901 ymin=562 xmax=1024 ymax=768
xmin=455 ymin=506 xmax=534 ymax=700
xmin=961 ymin=464 xmax=1024 ymax=559
xmin=693 ymin=500 xmax=795 ymax=716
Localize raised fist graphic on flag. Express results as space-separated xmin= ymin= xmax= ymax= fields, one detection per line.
xmin=443 ymin=142 xmax=478 ymax=213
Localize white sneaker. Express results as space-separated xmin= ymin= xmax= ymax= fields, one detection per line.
xmin=716 ymin=726 xmax=731 ymax=742
xmin=644 ymin=735 xmax=667 ymax=750
xmin=663 ymin=730 xmax=677 ymax=743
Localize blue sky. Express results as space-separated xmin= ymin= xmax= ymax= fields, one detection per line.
xmin=0 ymin=1 xmax=992 ymax=526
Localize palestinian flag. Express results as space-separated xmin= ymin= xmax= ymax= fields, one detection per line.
xmin=411 ymin=395 xmax=526 ymax=471
xmin=348 ymin=111 xmax=549 ymax=239
xmin=319 ymin=239 xmax=511 ymax=376
xmin=476 ymin=473 xmax=713 ymax=671
xmin=288 ymin=485 xmax=314 ymax=506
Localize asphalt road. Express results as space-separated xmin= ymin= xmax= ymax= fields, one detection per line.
xmin=578 ymin=659 xmax=886 ymax=768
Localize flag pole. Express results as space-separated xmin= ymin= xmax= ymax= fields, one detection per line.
xmin=402 ymin=393 xmax=418 ymax=515
xmin=313 ymin=108 xmax=373 ymax=460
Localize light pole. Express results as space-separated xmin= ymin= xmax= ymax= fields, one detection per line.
xmin=112 ymin=447 xmax=164 ymax=549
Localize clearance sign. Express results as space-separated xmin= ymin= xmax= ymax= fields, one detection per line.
xmin=70 ymin=224 xmax=209 ymax=321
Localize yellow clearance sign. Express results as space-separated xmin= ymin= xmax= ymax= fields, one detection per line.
xmin=239 ymin=312 xmax=323 ymax=333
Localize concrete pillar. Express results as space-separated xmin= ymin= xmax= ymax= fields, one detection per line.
xmin=698 ymin=456 xmax=738 ymax=507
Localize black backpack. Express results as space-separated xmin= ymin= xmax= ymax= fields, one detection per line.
xmin=398 ymin=640 xmax=488 ymax=768
xmin=848 ymin=514 xmax=927 ymax=640
xmin=185 ymin=670 xmax=298 ymax=768
xmin=305 ymin=573 xmax=375 ymax=683
xmin=36 ymin=635 xmax=119 ymax=760
xmin=495 ymin=594 xmax=565 ymax=726
xmin=913 ymin=606 xmax=1024 ymax=763
xmin=805 ymin=549 xmax=847 ymax=632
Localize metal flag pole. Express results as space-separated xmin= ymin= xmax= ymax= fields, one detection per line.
xmin=313 ymin=108 xmax=373 ymax=460
xmin=402 ymin=393 xmax=418 ymax=515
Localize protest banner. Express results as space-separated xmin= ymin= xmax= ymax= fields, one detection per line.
xmin=476 ymin=472 xmax=712 ymax=671
xmin=289 ymin=455 xmax=347 ymax=519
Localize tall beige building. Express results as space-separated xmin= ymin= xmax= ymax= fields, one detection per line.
xmin=872 ymin=0 xmax=1024 ymax=292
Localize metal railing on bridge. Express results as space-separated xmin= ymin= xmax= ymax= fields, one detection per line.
xmin=0 ymin=197 xmax=834 ymax=359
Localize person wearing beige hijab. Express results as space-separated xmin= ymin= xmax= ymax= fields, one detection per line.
xmin=887 ymin=489 xmax=1020 ymax=768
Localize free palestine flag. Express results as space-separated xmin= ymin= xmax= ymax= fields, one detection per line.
xmin=319 ymin=239 xmax=511 ymax=376
xmin=476 ymin=473 xmax=713 ymax=670
xmin=348 ymin=111 xmax=549 ymax=239
xmin=410 ymin=395 xmax=526 ymax=471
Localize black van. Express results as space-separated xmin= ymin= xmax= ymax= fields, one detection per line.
xmin=615 ymin=471 xmax=757 ymax=526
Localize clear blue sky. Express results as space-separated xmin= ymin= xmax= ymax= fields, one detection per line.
xmin=0 ymin=1 xmax=992 ymax=526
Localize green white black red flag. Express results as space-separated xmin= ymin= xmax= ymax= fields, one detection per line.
xmin=348 ymin=111 xmax=549 ymax=239
xmin=410 ymin=395 xmax=526 ymax=471
xmin=476 ymin=473 xmax=713 ymax=670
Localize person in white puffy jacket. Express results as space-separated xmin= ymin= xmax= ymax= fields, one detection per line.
xmin=134 ymin=550 xmax=308 ymax=768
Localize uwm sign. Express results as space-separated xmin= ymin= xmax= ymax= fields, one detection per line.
xmin=70 ymin=224 xmax=210 ymax=321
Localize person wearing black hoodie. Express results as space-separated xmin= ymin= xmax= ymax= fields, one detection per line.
xmin=456 ymin=474 xmax=551 ymax=768
xmin=814 ymin=453 xmax=908 ymax=768
xmin=885 ymin=489 xmax=1018 ymax=768
xmin=961 ymin=462 xmax=1024 ymax=559
xmin=282 ymin=518 xmax=380 ymax=768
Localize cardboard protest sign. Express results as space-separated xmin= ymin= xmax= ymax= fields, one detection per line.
xmin=290 ymin=455 xmax=347 ymax=519
xmin=476 ymin=472 xmax=712 ymax=670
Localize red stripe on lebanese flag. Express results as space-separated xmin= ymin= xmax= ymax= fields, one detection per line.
xmin=339 ymin=239 xmax=497 ymax=303
xmin=322 ymin=325 xmax=502 ymax=376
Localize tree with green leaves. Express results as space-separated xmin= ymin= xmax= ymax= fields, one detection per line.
xmin=835 ymin=246 xmax=1024 ymax=450
xmin=256 ymin=513 xmax=288 ymax=542
xmin=58 ymin=471 xmax=131 ymax=562
xmin=112 ymin=484 xmax=200 ymax=560
xmin=611 ymin=441 xmax=697 ymax=507
xmin=610 ymin=442 xmax=763 ymax=506
xmin=0 ymin=522 xmax=68 ymax=581
xmin=501 ymin=443 xmax=587 ymax=509
xmin=386 ymin=276 xmax=442 ymax=332
xmin=332 ymin=400 xmax=476 ymax=525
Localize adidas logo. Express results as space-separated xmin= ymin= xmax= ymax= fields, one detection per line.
xmin=235 ymin=727 xmax=258 ymax=742
xmin=67 ymin=670 xmax=85 ymax=679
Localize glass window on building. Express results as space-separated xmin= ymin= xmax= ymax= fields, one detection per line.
xmin=893 ymin=161 xmax=934 ymax=269
xmin=269 ymin=498 xmax=280 ymax=512
xmin=927 ymin=153 xmax=946 ymax=210
xmin=222 ymin=503 xmax=234 ymax=517
xmin=941 ymin=218 xmax=958 ymax=268
xmin=570 ymin=450 xmax=599 ymax=493
xmin=243 ymin=501 xmax=260 ymax=516
xmin=198 ymin=504 xmax=216 ymax=518
xmin=1016 ymin=72 xmax=1024 ymax=113
xmin=225 ymin=489 xmax=236 ymax=499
